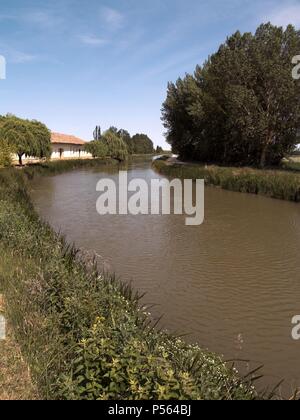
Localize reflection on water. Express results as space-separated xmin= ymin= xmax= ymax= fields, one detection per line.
xmin=30 ymin=161 xmax=300 ymax=396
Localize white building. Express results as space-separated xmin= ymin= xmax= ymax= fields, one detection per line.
xmin=51 ymin=132 xmax=91 ymax=160
xmin=12 ymin=132 xmax=92 ymax=163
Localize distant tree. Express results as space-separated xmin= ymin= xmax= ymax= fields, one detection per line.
xmin=131 ymin=134 xmax=154 ymax=154
xmin=102 ymin=130 xmax=128 ymax=162
xmin=162 ymin=23 xmax=300 ymax=167
xmin=108 ymin=126 xmax=119 ymax=135
xmin=118 ymin=129 xmax=133 ymax=154
xmin=156 ymin=146 xmax=164 ymax=154
xmin=93 ymin=126 xmax=102 ymax=141
xmin=0 ymin=115 xmax=51 ymax=165
xmin=85 ymin=140 xmax=108 ymax=158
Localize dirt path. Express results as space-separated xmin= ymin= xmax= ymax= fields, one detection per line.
xmin=0 ymin=296 xmax=38 ymax=400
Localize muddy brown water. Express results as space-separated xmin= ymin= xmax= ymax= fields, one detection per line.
xmin=30 ymin=160 xmax=300 ymax=397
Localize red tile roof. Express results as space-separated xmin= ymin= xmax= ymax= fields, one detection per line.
xmin=51 ymin=132 xmax=86 ymax=145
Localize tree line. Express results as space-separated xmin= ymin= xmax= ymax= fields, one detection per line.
xmin=85 ymin=126 xmax=155 ymax=160
xmin=0 ymin=115 xmax=157 ymax=167
xmin=162 ymin=23 xmax=300 ymax=167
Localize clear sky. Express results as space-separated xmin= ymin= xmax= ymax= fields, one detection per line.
xmin=0 ymin=0 xmax=300 ymax=148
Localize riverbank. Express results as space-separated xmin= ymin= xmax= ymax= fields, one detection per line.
xmin=153 ymin=159 xmax=300 ymax=202
xmin=0 ymin=319 xmax=38 ymax=400
xmin=0 ymin=159 xmax=258 ymax=400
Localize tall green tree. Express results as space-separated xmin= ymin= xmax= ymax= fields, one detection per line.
xmin=93 ymin=126 xmax=102 ymax=141
xmin=162 ymin=23 xmax=300 ymax=167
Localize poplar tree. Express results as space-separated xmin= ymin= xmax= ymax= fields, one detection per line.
xmin=162 ymin=23 xmax=300 ymax=167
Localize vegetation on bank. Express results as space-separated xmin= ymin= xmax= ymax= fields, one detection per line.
xmin=0 ymin=116 xmax=158 ymax=167
xmin=22 ymin=158 xmax=120 ymax=177
xmin=0 ymin=320 xmax=38 ymax=400
xmin=162 ymin=23 xmax=300 ymax=168
xmin=0 ymin=162 xmax=258 ymax=400
xmin=282 ymin=160 xmax=300 ymax=172
xmin=153 ymin=159 xmax=300 ymax=202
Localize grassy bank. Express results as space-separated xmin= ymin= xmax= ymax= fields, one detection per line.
xmin=0 ymin=161 xmax=258 ymax=400
xmin=0 ymin=321 xmax=38 ymax=400
xmin=21 ymin=157 xmax=119 ymax=177
xmin=153 ymin=159 xmax=300 ymax=202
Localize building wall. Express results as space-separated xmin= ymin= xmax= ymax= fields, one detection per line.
xmin=51 ymin=143 xmax=91 ymax=159
xmin=12 ymin=143 xmax=92 ymax=162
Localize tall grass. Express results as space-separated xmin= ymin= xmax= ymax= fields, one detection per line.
xmin=22 ymin=158 xmax=119 ymax=178
xmin=153 ymin=160 xmax=300 ymax=202
xmin=0 ymin=165 xmax=259 ymax=400
xmin=281 ymin=161 xmax=300 ymax=173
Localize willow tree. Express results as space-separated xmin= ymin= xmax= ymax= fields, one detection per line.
xmin=118 ymin=129 xmax=133 ymax=154
xmin=85 ymin=140 xmax=108 ymax=158
xmin=0 ymin=115 xmax=51 ymax=165
xmin=102 ymin=129 xmax=128 ymax=162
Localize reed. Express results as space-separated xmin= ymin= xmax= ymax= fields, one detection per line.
xmin=153 ymin=160 xmax=300 ymax=202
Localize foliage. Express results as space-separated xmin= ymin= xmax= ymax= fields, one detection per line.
xmin=282 ymin=160 xmax=300 ymax=172
xmin=91 ymin=125 xmax=155 ymax=156
xmin=93 ymin=126 xmax=102 ymax=141
xmin=0 ymin=114 xmax=51 ymax=165
xmin=22 ymin=158 xmax=119 ymax=178
xmin=102 ymin=129 xmax=128 ymax=162
xmin=84 ymin=140 xmax=108 ymax=158
xmin=131 ymin=133 xmax=154 ymax=154
xmin=162 ymin=23 xmax=300 ymax=167
xmin=0 ymin=166 xmax=258 ymax=400
xmin=0 ymin=138 xmax=12 ymax=167
xmin=118 ymin=129 xmax=133 ymax=154
xmin=156 ymin=146 xmax=164 ymax=154
xmin=153 ymin=159 xmax=300 ymax=202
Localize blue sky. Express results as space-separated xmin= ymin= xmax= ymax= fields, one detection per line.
xmin=0 ymin=0 xmax=300 ymax=148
